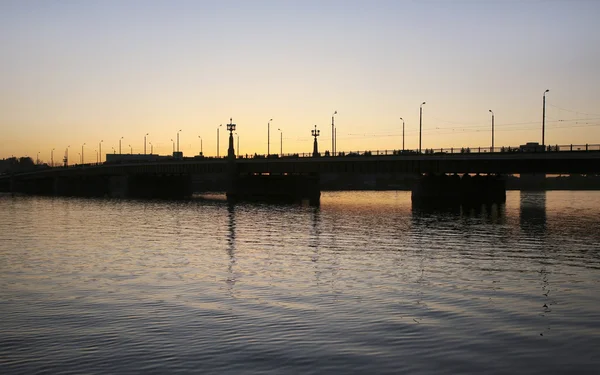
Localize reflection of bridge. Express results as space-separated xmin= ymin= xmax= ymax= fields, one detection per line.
xmin=2 ymin=145 xmax=600 ymax=200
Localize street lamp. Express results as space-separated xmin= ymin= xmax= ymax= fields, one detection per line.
xmin=235 ymin=133 xmax=239 ymax=156
xmin=170 ymin=139 xmax=174 ymax=153
xmin=144 ymin=133 xmax=149 ymax=155
xmin=332 ymin=111 xmax=337 ymax=155
xmin=149 ymin=142 xmax=153 ymax=155
xmin=312 ymin=124 xmax=320 ymax=157
xmin=268 ymin=118 xmax=273 ymax=155
xmin=99 ymin=140 xmax=103 ymax=163
xmin=198 ymin=136 xmax=203 ymax=156
xmin=51 ymin=148 xmax=55 ymax=167
xmin=119 ymin=137 xmax=124 ymax=154
xmin=177 ymin=129 xmax=182 ymax=153
xmin=419 ymin=102 xmax=426 ymax=153
xmin=81 ymin=143 xmax=86 ymax=164
xmin=399 ymin=117 xmax=405 ymax=151
xmin=95 ymin=149 xmax=98 ymax=164
xmin=278 ymin=128 xmax=283 ymax=156
xmin=36 ymin=151 xmax=40 ymax=165
xmin=542 ymin=89 xmax=550 ymax=146
xmin=489 ymin=110 xmax=495 ymax=152
xmin=129 ymin=144 xmax=133 ymax=154
xmin=65 ymin=145 xmax=70 ymax=166
xmin=227 ymin=118 xmax=236 ymax=158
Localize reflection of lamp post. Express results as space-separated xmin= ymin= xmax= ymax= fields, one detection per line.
xmin=419 ymin=102 xmax=426 ymax=153
xmin=267 ymin=118 xmax=273 ymax=155
xmin=99 ymin=140 xmax=103 ymax=163
xmin=489 ymin=110 xmax=495 ymax=152
xmin=542 ymin=89 xmax=549 ymax=146
xmin=198 ymin=136 xmax=203 ymax=155
xmin=399 ymin=117 xmax=405 ymax=151
xmin=144 ymin=133 xmax=149 ymax=154
xmin=278 ymin=128 xmax=283 ymax=156
xmin=119 ymin=137 xmax=123 ymax=154
xmin=312 ymin=125 xmax=320 ymax=157
xmin=81 ymin=143 xmax=86 ymax=164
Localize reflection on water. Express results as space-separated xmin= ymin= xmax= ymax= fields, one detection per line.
xmin=1 ymin=191 xmax=600 ymax=374
xmin=520 ymin=191 xmax=547 ymax=233
xmin=226 ymin=203 xmax=237 ymax=294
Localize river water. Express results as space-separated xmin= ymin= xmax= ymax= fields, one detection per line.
xmin=1 ymin=191 xmax=599 ymax=374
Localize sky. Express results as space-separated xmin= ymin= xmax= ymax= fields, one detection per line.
xmin=1 ymin=0 xmax=599 ymax=163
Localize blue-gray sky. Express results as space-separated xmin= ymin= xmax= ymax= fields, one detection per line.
xmin=1 ymin=0 xmax=599 ymax=161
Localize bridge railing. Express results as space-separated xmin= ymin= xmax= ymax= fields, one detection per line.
xmin=258 ymin=143 xmax=600 ymax=159
xmin=29 ymin=143 xmax=600 ymax=171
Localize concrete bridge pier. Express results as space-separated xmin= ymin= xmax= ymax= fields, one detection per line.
xmin=126 ymin=174 xmax=192 ymax=199
xmin=109 ymin=176 xmax=129 ymax=198
xmin=227 ymin=173 xmax=321 ymax=205
xmin=412 ymin=173 xmax=506 ymax=207
xmin=53 ymin=176 xmax=109 ymax=197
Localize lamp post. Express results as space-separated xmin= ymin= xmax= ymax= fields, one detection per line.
xmin=419 ymin=102 xmax=426 ymax=153
xmin=399 ymin=117 xmax=405 ymax=151
xmin=95 ymin=149 xmax=98 ymax=164
xmin=65 ymin=145 xmax=70 ymax=166
xmin=278 ymin=128 xmax=283 ymax=156
xmin=268 ymin=118 xmax=273 ymax=155
xmin=144 ymin=133 xmax=149 ymax=155
xmin=177 ymin=129 xmax=182 ymax=153
xmin=81 ymin=143 xmax=86 ymax=164
xmin=78 ymin=152 xmax=81 ymax=164
xmin=542 ymin=89 xmax=549 ymax=146
xmin=36 ymin=151 xmax=40 ymax=165
xmin=227 ymin=118 xmax=236 ymax=158
xmin=235 ymin=133 xmax=239 ymax=156
xmin=489 ymin=110 xmax=495 ymax=152
xmin=51 ymin=148 xmax=55 ymax=167
xmin=312 ymin=125 xmax=320 ymax=157
xmin=99 ymin=140 xmax=103 ymax=163
xmin=149 ymin=142 xmax=153 ymax=155
xmin=332 ymin=111 xmax=337 ymax=155
xmin=129 ymin=144 xmax=132 ymax=154
xmin=198 ymin=136 xmax=203 ymax=156
xmin=119 ymin=137 xmax=123 ymax=154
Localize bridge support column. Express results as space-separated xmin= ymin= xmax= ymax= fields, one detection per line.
xmin=126 ymin=174 xmax=192 ymax=199
xmin=227 ymin=173 xmax=321 ymax=205
xmin=520 ymin=173 xmax=546 ymax=190
xmin=109 ymin=176 xmax=129 ymax=198
xmin=412 ymin=173 xmax=506 ymax=207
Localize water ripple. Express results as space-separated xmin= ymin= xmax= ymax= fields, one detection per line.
xmin=1 ymin=191 xmax=600 ymax=374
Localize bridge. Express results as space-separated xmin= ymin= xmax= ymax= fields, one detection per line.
xmin=2 ymin=143 xmax=599 ymax=203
